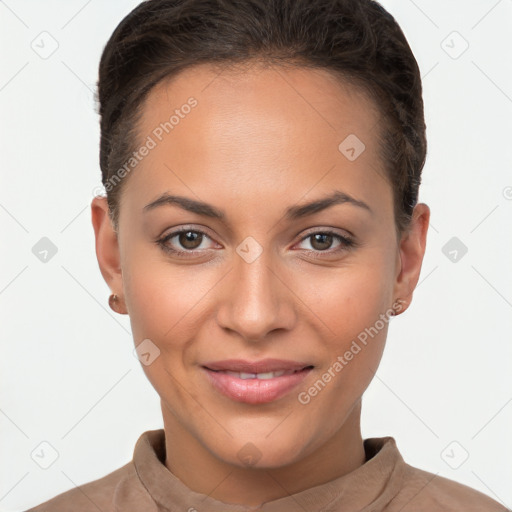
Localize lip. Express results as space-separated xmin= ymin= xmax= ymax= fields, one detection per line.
xmin=202 ymin=358 xmax=313 ymax=373
xmin=201 ymin=360 xmax=314 ymax=404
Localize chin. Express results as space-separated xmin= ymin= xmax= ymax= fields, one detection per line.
xmin=211 ymin=431 xmax=311 ymax=469
xmin=227 ymin=447 xmax=300 ymax=470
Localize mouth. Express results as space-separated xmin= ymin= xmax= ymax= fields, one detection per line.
xmin=201 ymin=358 xmax=314 ymax=374
xmin=201 ymin=360 xmax=315 ymax=404
xmin=203 ymin=366 xmax=314 ymax=380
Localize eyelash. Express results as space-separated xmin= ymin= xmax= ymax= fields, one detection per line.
xmin=156 ymin=226 xmax=357 ymax=259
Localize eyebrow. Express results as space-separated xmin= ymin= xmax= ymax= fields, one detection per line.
xmin=142 ymin=190 xmax=373 ymax=220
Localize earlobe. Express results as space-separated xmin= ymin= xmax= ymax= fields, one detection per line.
xmin=392 ymin=203 xmax=430 ymax=317
xmin=91 ymin=196 xmax=128 ymax=314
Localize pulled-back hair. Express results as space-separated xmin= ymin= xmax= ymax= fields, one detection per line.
xmin=97 ymin=0 xmax=426 ymax=236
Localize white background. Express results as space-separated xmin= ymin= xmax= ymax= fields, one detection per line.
xmin=1 ymin=1 xmax=511 ymax=510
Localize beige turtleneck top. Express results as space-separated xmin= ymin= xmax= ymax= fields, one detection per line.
xmin=25 ymin=429 xmax=507 ymax=511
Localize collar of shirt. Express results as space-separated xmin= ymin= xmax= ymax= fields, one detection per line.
xmin=116 ymin=429 xmax=405 ymax=512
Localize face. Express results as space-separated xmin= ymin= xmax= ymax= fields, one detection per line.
xmin=93 ymin=62 xmax=429 ymax=470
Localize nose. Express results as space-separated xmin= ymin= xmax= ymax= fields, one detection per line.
xmin=215 ymin=248 xmax=296 ymax=342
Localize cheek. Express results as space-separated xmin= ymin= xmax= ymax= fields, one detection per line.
xmin=295 ymin=258 xmax=394 ymax=342
xmin=333 ymin=275 xmax=391 ymax=342
xmin=122 ymin=245 xmax=216 ymax=344
xmin=294 ymin=256 xmax=394 ymax=396
xmin=121 ymin=255 xmax=206 ymax=404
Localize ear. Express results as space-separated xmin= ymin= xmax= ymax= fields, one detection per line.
xmin=91 ymin=196 xmax=128 ymax=314
xmin=392 ymin=203 xmax=430 ymax=316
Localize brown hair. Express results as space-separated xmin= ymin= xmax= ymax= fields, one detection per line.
xmin=96 ymin=0 xmax=426 ymax=237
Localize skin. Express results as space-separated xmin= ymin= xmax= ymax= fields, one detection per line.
xmin=91 ymin=61 xmax=429 ymax=508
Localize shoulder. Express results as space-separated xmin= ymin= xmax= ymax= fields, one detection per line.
xmin=389 ymin=463 xmax=509 ymax=512
xmin=24 ymin=461 xmax=150 ymax=512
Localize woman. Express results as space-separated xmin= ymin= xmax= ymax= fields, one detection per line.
xmin=26 ymin=0 xmax=506 ymax=510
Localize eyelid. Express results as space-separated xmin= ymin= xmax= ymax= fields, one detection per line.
xmin=158 ymin=225 xmax=220 ymax=249
xmin=158 ymin=225 xmax=352 ymax=243
xmin=159 ymin=224 xmax=218 ymax=241
xmin=292 ymin=229 xmax=356 ymax=252
xmin=296 ymin=225 xmax=354 ymax=240
xmin=156 ymin=224 xmax=357 ymax=256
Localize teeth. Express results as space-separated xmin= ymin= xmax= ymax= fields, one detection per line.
xmin=256 ymin=371 xmax=283 ymax=380
xmin=224 ymin=370 xmax=288 ymax=379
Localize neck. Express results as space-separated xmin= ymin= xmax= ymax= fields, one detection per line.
xmin=162 ymin=399 xmax=366 ymax=508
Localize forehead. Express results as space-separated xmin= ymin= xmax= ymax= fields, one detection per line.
xmin=141 ymin=61 xmax=381 ymax=144
xmin=121 ymin=61 xmax=390 ymax=223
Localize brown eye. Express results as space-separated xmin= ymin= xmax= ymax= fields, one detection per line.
xmin=156 ymin=228 xmax=217 ymax=256
xmin=310 ymin=233 xmax=334 ymax=251
xmin=178 ymin=231 xmax=203 ymax=250
xmin=295 ymin=230 xmax=356 ymax=257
